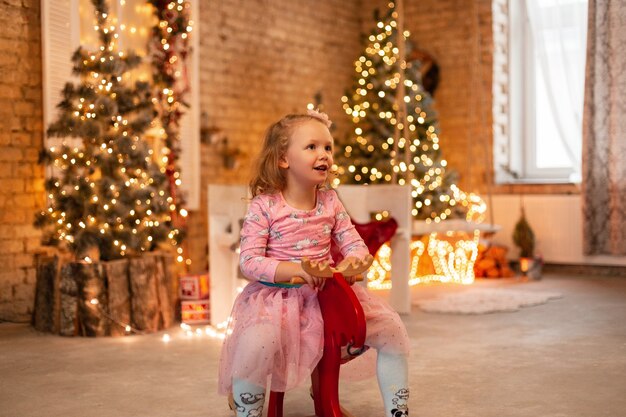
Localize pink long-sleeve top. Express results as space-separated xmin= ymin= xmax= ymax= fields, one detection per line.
xmin=239 ymin=189 xmax=369 ymax=283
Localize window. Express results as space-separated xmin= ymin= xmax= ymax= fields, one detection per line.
xmin=494 ymin=0 xmax=588 ymax=183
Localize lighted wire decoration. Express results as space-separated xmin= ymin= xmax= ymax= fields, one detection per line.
xmin=426 ymin=230 xmax=480 ymax=285
xmin=367 ymin=239 xmax=426 ymax=289
xmin=365 ymin=191 xmax=485 ymax=289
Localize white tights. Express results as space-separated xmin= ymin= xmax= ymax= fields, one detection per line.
xmin=377 ymin=351 xmax=410 ymax=416
xmin=231 ymin=378 xmax=265 ymax=417
xmin=231 ymin=351 xmax=409 ymax=417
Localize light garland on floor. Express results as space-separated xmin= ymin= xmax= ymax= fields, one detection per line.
xmin=90 ymin=296 xmax=232 ymax=342
xmin=161 ymin=321 xmax=232 ymax=343
xmin=89 ymin=298 xmax=143 ymax=335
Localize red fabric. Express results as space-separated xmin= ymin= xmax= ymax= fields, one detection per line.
xmin=331 ymin=218 xmax=398 ymax=263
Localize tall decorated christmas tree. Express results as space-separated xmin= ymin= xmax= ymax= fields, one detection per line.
xmin=35 ymin=0 xmax=183 ymax=261
xmin=334 ymin=1 xmax=468 ymax=223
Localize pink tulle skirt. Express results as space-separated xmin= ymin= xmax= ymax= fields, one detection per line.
xmin=217 ymin=281 xmax=409 ymax=395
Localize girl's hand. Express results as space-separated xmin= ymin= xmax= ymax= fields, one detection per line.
xmin=300 ymin=259 xmax=330 ymax=289
xmin=300 ymin=270 xmax=325 ymax=289
xmin=275 ymin=260 xmax=324 ymax=287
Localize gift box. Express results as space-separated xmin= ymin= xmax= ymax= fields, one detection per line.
xmin=181 ymin=300 xmax=210 ymax=324
xmin=179 ymin=273 xmax=210 ymax=300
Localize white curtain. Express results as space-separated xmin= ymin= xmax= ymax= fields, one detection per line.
xmin=525 ymin=0 xmax=587 ymax=180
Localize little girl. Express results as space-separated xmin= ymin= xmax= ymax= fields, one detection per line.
xmin=217 ymin=110 xmax=410 ymax=417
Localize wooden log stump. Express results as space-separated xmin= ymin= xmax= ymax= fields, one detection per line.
xmin=59 ymin=263 xmax=78 ymax=337
xmin=104 ymin=259 xmax=131 ymax=337
xmin=163 ymin=253 xmax=181 ymax=321
xmin=153 ymin=253 xmax=175 ymax=329
xmin=75 ymin=262 xmax=108 ymax=337
xmin=129 ymin=255 xmax=160 ymax=332
xmin=34 ymin=252 xmax=178 ymax=336
xmin=32 ymin=255 xmax=58 ymax=333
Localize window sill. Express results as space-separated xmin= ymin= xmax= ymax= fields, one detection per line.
xmin=495 ymin=178 xmax=581 ymax=185
xmin=491 ymin=182 xmax=581 ymax=195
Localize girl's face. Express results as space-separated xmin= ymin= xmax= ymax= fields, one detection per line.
xmin=279 ymin=120 xmax=334 ymax=189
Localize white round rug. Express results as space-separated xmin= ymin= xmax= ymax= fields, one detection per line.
xmin=414 ymin=288 xmax=562 ymax=314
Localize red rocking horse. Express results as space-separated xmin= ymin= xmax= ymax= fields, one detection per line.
xmin=266 ymin=255 xmax=374 ymax=417
xmin=229 ymin=219 xmax=396 ymax=416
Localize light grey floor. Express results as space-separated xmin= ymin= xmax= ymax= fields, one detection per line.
xmin=1 ymin=274 xmax=626 ymax=417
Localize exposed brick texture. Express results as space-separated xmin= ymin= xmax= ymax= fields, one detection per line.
xmin=0 ymin=0 xmax=45 ymax=322
xmin=184 ymin=0 xmax=363 ymax=274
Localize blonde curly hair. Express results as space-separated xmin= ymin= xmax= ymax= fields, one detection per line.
xmin=249 ymin=111 xmax=333 ymax=197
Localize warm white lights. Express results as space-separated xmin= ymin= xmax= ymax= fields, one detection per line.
xmin=367 ymin=230 xmax=481 ymax=290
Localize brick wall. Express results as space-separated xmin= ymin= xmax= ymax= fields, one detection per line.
xmin=183 ymin=0 xmax=363 ymax=274
xmin=0 ymin=0 xmax=45 ymax=322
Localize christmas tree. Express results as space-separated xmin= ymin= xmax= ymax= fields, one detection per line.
xmin=334 ymin=1 xmax=468 ymax=222
xmin=35 ymin=0 xmax=183 ymax=261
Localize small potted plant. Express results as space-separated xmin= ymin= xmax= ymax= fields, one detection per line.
xmin=512 ymin=207 xmax=542 ymax=279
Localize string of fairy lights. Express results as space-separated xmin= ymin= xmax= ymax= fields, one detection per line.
xmin=148 ymin=0 xmax=194 ymax=267
xmin=89 ymin=295 xmax=231 ymax=341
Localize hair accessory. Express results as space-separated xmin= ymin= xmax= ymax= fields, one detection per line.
xmin=306 ymin=108 xmax=332 ymax=128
